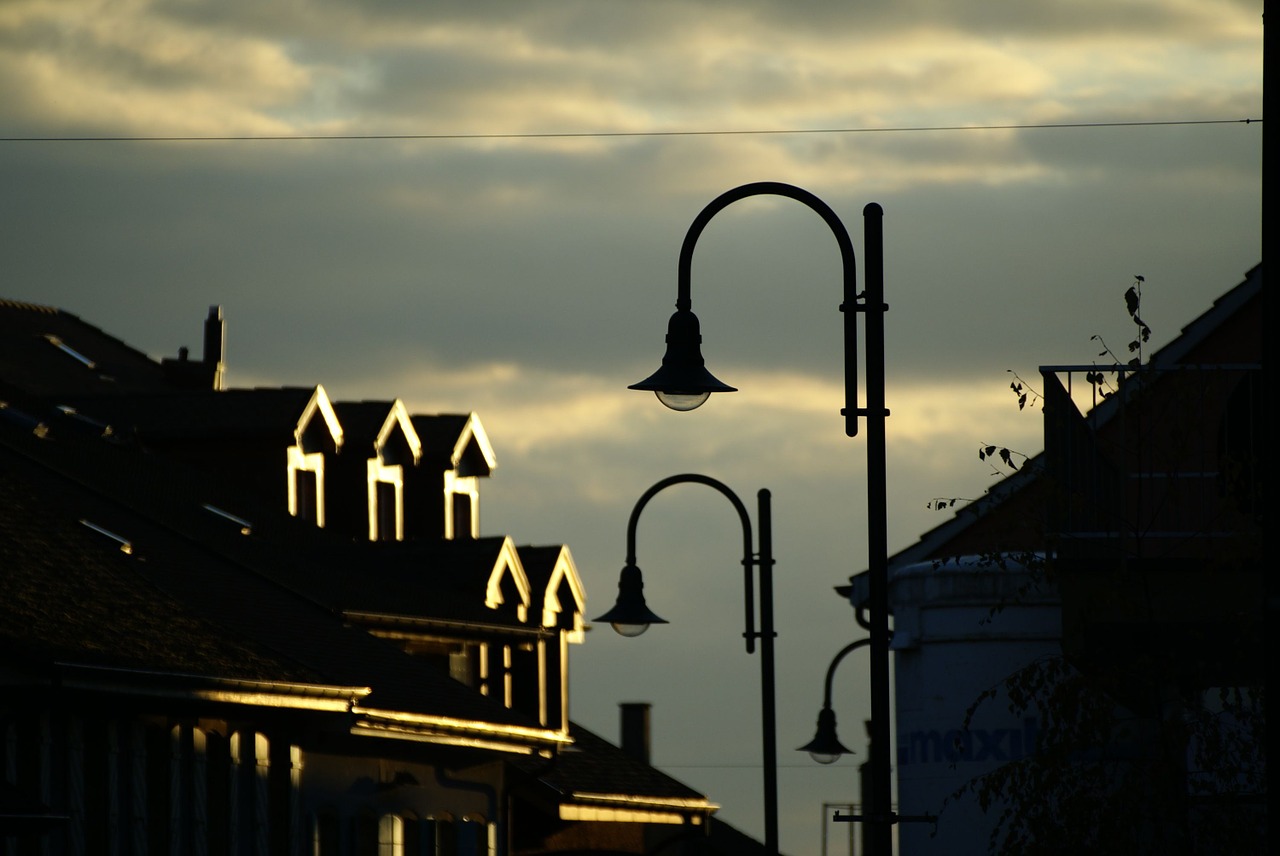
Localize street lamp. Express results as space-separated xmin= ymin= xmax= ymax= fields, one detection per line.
xmin=627 ymin=182 xmax=894 ymax=856
xmin=593 ymin=473 xmax=779 ymax=856
xmin=798 ymin=637 xmax=870 ymax=765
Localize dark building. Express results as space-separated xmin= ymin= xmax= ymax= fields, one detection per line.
xmin=843 ymin=266 xmax=1265 ymax=854
xmin=1 ymin=299 xmax=766 ymax=855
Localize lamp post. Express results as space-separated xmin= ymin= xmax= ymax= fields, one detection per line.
xmin=627 ymin=182 xmax=893 ymax=855
xmin=594 ymin=473 xmax=779 ymax=856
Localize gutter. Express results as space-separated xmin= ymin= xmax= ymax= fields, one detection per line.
xmin=52 ymin=662 xmax=370 ymax=712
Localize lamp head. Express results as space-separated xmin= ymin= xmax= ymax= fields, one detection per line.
xmin=798 ymin=706 xmax=852 ymax=765
xmin=628 ymin=308 xmax=736 ymax=411
xmin=593 ymin=563 xmax=668 ymax=637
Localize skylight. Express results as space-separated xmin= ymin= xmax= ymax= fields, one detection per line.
xmin=79 ymin=519 xmax=133 ymax=554
xmin=44 ymin=334 xmax=97 ymax=369
xmin=202 ymin=503 xmax=253 ymax=536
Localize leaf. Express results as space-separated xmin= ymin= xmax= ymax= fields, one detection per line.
xmin=1018 ymin=393 xmax=1028 ymax=411
xmin=1124 ymin=285 xmax=1140 ymax=318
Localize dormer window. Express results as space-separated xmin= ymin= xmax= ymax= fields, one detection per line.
xmin=288 ymin=449 xmax=325 ymax=526
xmin=358 ymin=401 xmax=421 ymax=542
xmin=407 ymin=413 xmax=495 ymax=541
xmin=445 ymin=471 xmax=478 ymax=540
xmin=287 ymin=387 xmax=343 ymax=528
xmin=368 ymin=455 xmax=407 ymax=542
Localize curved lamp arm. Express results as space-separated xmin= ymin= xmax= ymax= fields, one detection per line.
xmin=799 ymin=635 xmax=879 ymax=764
xmin=673 ymin=181 xmax=868 ymax=437
xmin=624 ymin=472 xmax=760 ymax=653
xmin=819 ymin=637 xmax=872 ymax=709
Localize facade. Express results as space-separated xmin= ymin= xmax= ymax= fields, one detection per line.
xmin=846 ymin=265 xmax=1265 ymax=854
xmin=0 ymin=300 xmax=761 ymax=855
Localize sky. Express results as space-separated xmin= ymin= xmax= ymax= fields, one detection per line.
xmin=0 ymin=0 xmax=1263 ymax=852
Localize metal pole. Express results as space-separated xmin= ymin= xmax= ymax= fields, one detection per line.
xmin=650 ymin=185 xmax=890 ymax=852
xmin=861 ymin=203 xmax=892 ymax=856
xmin=758 ymin=487 xmax=779 ymax=855
xmin=622 ymin=473 xmax=778 ymax=854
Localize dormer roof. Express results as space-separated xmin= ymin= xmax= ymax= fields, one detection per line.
xmin=520 ymin=544 xmax=587 ymax=642
xmin=411 ymin=413 xmax=495 ymax=476
xmin=331 ymin=536 xmax=534 ymax=630
xmin=333 ymin=400 xmax=421 ymax=464
xmin=292 ymin=385 xmax=343 ymax=453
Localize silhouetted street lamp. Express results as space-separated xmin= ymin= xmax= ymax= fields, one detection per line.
xmin=799 ymin=637 xmax=870 ymax=765
xmin=594 ymin=473 xmax=779 ymax=856
xmin=627 ymin=182 xmax=894 ymax=856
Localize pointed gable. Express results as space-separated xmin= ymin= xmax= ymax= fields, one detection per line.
xmin=405 ymin=413 xmax=496 ymax=540
xmin=485 ymin=536 xmax=532 ymax=623
xmin=329 ymin=400 xmax=422 ymax=540
xmin=332 ymin=400 xmax=420 ymax=464
xmin=412 ymin=413 xmax=496 ymax=477
xmin=521 ymin=545 xmax=586 ymax=642
xmin=293 ymin=385 xmax=343 ymax=454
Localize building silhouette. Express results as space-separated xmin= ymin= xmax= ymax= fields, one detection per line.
xmin=0 ymin=300 xmax=769 ymax=855
xmin=842 ymin=265 xmax=1265 ymax=854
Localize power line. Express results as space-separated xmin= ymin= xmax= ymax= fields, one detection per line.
xmin=0 ymin=117 xmax=1260 ymax=143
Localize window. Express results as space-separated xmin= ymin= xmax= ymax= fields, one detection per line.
xmin=444 ymin=472 xmax=478 ymax=540
xmin=373 ymin=479 xmax=401 ymax=541
xmin=288 ymin=449 xmax=325 ymax=526
xmin=378 ymin=814 xmax=404 ymax=856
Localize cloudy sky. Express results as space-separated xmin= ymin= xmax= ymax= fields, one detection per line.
xmin=1 ymin=0 xmax=1263 ymax=850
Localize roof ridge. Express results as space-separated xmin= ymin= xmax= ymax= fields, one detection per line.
xmin=0 ymin=297 xmax=60 ymax=314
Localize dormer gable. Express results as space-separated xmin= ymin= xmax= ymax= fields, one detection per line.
xmin=287 ymin=385 xmax=343 ymax=527
xmin=484 ymin=536 xmax=532 ymax=624
xmin=330 ymin=400 xmax=423 ymax=541
xmin=405 ymin=413 xmax=497 ymax=540
xmin=522 ymin=545 xmax=586 ymax=643
xmin=510 ymin=545 xmax=583 ymax=731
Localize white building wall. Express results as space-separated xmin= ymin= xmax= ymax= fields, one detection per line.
xmin=890 ymin=556 xmax=1059 ymax=855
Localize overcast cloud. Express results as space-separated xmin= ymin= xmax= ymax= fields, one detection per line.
xmin=1 ymin=1 xmax=1263 ymax=850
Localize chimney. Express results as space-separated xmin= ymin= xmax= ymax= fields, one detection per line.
xmin=161 ymin=306 xmax=226 ymax=391
xmin=620 ymin=702 xmax=651 ymax=764
xmin=203 ymin=305 xmax=225 ymax=391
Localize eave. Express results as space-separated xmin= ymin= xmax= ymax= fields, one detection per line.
xmin=350 ymin=705 xmax=570 ymax=755
xmin=51 ymin=663 xmax=371 ymax=713
xmin=559 ymin=792 xmax=717 ymax=825
xmin=345 ymin=610 xmax=551 ymax=641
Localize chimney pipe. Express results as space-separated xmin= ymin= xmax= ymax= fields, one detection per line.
xmin=620 ymin=702 xmax=651 ymax=764
xmin=203 ymin=305 xmax=225 ymax=390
